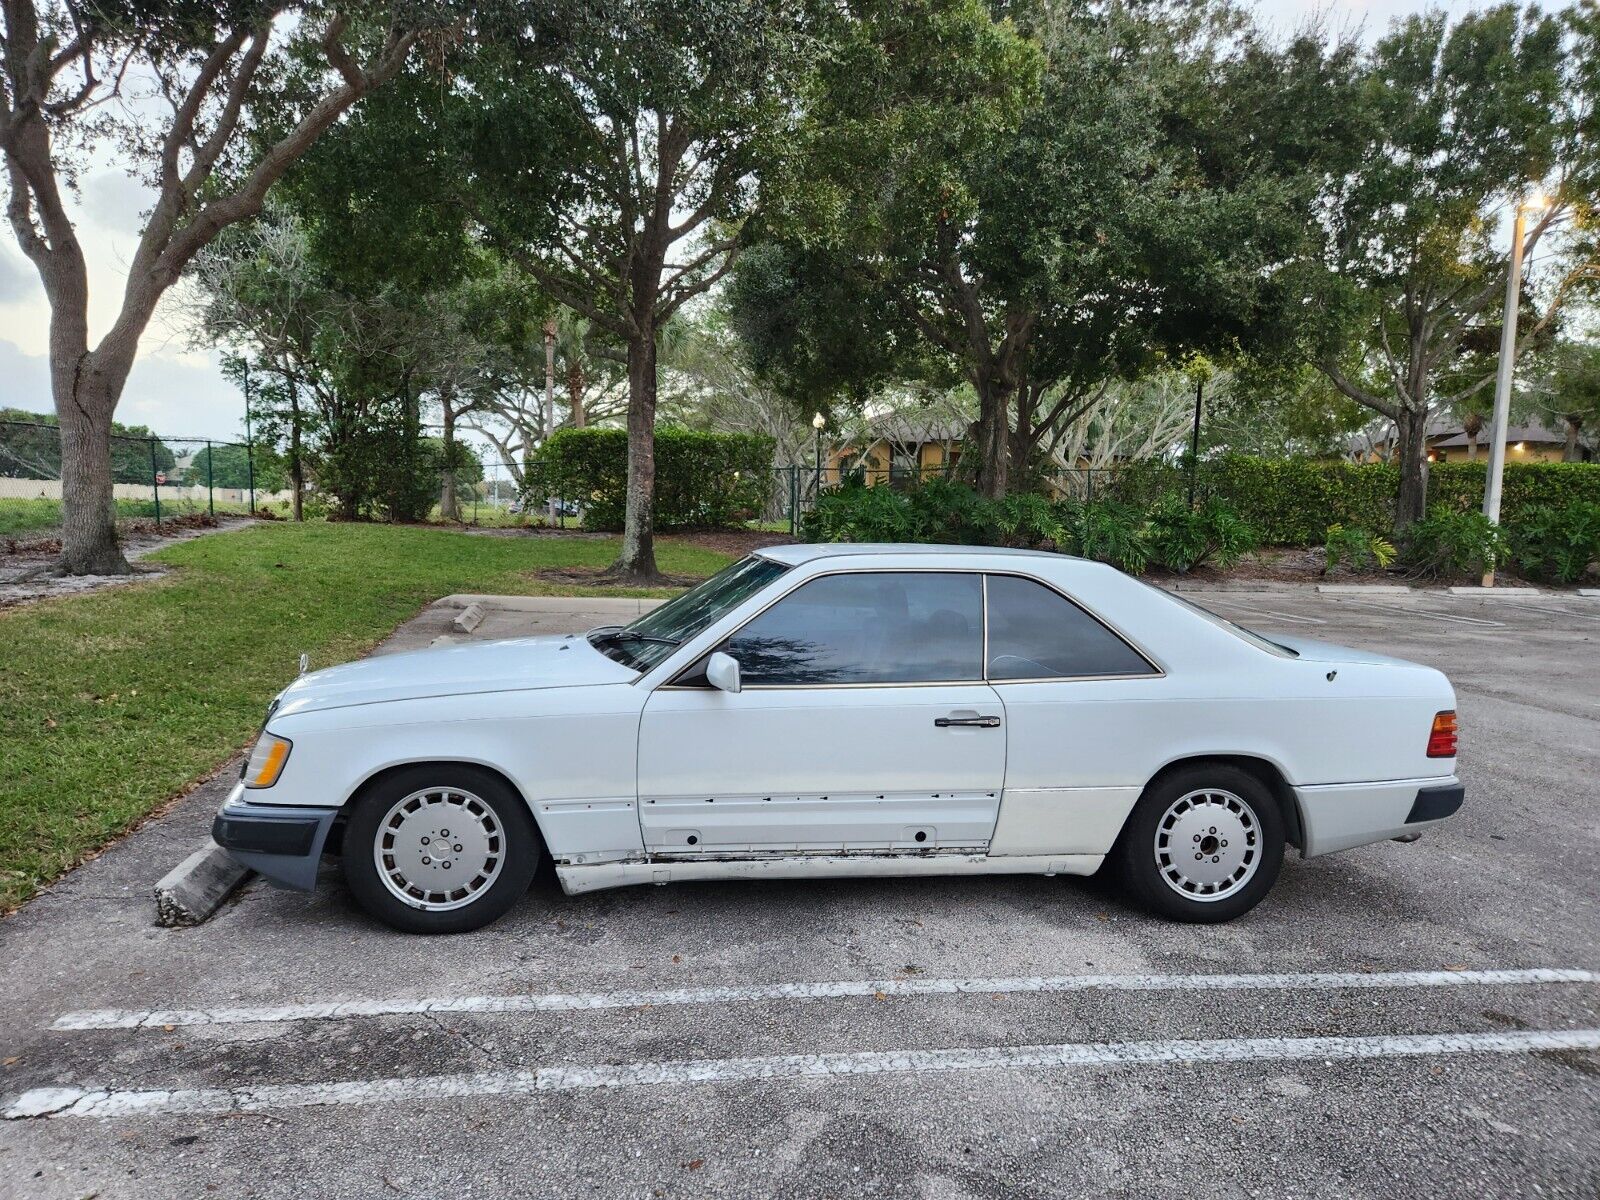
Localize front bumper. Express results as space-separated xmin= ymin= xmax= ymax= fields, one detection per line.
xmin=212 ymin=783 xmax=339 ymax=891
xmin=1295 ymin=776 xmax=1464 ymax=858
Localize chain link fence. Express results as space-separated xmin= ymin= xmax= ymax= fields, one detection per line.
xmin=454 ymin=461 xmax=1119 ymax=537
xmin=5 ymin=418 xmax=1121 ymax=546
xmin=1 ymin=419 xmax=277 ymax=544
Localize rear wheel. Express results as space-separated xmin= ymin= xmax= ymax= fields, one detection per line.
xmin=1115 ymin=764 xmax=1284 ymax=923
xmin=342 ymin=765 xmax=541 ymax=934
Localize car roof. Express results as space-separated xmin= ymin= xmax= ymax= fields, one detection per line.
xmin=754 ymin=542 xmax=1089 ymax=567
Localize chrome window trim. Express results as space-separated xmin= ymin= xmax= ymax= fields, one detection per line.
xmin=654 ymin=563 xmax=1165 ymax=691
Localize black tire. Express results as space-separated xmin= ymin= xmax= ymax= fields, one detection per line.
xmin=1114 ymin=763 xmax=1285 ymax=924
xmin=342 ymin=764 xmax=542 ymax=934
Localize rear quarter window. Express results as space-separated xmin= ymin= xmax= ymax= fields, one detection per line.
xmin=985 ymin=574 xmax=1155 ymax=680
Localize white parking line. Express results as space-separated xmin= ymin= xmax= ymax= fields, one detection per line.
xmin=1337 ymin=599 xmax=1505 ymax=627
xmin=1487 ymin=600 xmax=1600 ymax=623
xmin=10 ymin=1028 xmax=1600 ymax=1119
xmin=49 ymin=968 xmax=1600 ymax=1031
xmin=1205 ymin=599 xmax=1327 ymax=626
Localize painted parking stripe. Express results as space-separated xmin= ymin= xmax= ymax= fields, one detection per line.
xmin=1487 ymin=600 xmax=1600 ymax=622
xmin=1337 ymin=599 xmax=1505 ymax=627
xmin=10 ymin=1027 xmax=1600 ymax=1119
xmin=1205 ymin=599 xmax=1327 ymax=626
xmin=49 ymin=967 xmax=1600 ymax=1031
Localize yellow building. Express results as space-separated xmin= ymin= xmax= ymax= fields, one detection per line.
xmin=823 ymin=416 xmax=969 ymax=488
xmin=1354 ymin=419 xmax=1590 ymax=465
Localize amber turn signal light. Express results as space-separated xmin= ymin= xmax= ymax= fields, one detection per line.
xmin=1426 ymin=710 xmax=1457 ymax=758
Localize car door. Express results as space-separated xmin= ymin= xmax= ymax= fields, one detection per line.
xmin=636 ymin=569 xmax=1006 ymax=855
xmin=981 ymin=572 xmax=1167 ymax=857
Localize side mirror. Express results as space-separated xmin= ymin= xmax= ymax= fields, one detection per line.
xmin=706 ymin=651 xmax=742 ymax=694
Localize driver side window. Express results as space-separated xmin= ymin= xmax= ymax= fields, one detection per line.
xmin=725 ymin=571 xmax=983 ymax=685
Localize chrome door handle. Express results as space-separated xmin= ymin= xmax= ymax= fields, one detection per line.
xmin=935 ymin=715 xmax=1001 ymax=729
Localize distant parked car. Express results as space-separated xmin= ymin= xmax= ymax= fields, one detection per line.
xmin=214 ymin=545 xmax=1462 ymax=933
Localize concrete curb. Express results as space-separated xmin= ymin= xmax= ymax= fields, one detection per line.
xmin=452 ymin=602 xmax=486 ymax=633
xmin=1315 ymin=584 xmax=1414 ymax=595
xmin=1447 ymin=586 xmax=1540 ymax=596
xmin=154 ymin=841 xmax=251 ymax=927
xmin=435 ymin=593 xmax=662 ymax=614
xmin=1579 ymin=589 xmax=1600 ymax=599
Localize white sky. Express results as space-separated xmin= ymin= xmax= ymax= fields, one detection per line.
xmin=0 ymin=0 xmax=1496 ymax=441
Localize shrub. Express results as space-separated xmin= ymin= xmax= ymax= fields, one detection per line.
xmin=906 ymin=477 xmax=995 ymax=544
xmin=1323 ymin=524 xmax=1397 ymax=573
xmin=528 ymin=426 xmax=775 ymax=531
xmin=1059 ymin=498 xmax=1150 ymax=574
xmin=1402 ymin=510 xmax=1510 ymax=579
xmin=1144 ymin=495 xmax=1259 ymax=573
xmin=991 ymin=493 xmax=1066 ymax=549
xmin=1508 ymin=502 xmax=1600 ymax=584
xmin=1102 ymin=456 xmax=1600 ymax=546
xmin=800 ymin=480 xmax=920 ymax=543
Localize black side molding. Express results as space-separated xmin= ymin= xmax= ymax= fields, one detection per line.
xmin=1405 ymin=783 xmax=1465 ymax=824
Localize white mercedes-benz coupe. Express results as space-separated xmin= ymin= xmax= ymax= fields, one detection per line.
xmin=214 ymin=544 xmax=1463 ymax=933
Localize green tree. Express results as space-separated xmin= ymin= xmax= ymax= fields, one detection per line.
xmin=1 ymin=1 xmax=427 ymax=573
xmin=459 ymin=0 xmax=810 ymax=579
xmin=1546 ymin=338 xmax=1600 ymax=461
xmin=1288 ymin=5 xmax=1600 ymax=526
xmin=183 ymin=443 xmax=288 ymax=493
xmin=0 ymin=406 xmax=173 ymax=482
xmin=753 ymin=0 xmax=1360 ymax=498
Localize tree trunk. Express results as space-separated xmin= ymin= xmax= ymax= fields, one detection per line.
xmin=567 ymin=362 xmax=587 ymax=428
xmin=289 ymin=379 xmax=304 ymax=521
xmin=1394 ymin=406 xmax=1429 ymax=530
xmin=439 ymin=395 xmax=461 ymax=523
xmin=973 ymin=372 xmax=1011 ymax=501
xmin=55 ymin=387 xmax=128 ymax=575
xmin=1564 ymin=415 xmax=1583 ymax=463
xmin=612 ymin=325 xmax=660 ymax=580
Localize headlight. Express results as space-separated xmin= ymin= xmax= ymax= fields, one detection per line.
xmin=243 ymin=732 xmax=292 ymax=789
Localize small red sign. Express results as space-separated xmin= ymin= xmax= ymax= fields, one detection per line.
xmin=155 ymin=472 xmax=167 ymax=486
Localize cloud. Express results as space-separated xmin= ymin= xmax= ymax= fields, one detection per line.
xmin=0 ymin=245 xmax=32 ymax=304
xmin=0 ymin=339 xmax=51 ymax=416
xmin=0 ymin=339 xmax=241 ymax=440
xmin=82 ymin=169 xmax=156 ymax=233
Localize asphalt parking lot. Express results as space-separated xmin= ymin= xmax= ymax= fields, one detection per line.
xmin=2 ymin=585 xmax=1598 ymax=1199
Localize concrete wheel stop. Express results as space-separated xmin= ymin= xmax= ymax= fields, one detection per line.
xmin=154 ymin=841 xmax=252 ymax=927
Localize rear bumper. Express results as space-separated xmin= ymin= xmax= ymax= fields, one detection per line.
xmin=212 ymin=783 xmax=339 ymax=891
xmin=1295 ymin=776 xmax=1464 ymax=858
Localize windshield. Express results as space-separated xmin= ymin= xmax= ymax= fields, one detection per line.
xmin=587 ymin=555 xmax=791 ymax=672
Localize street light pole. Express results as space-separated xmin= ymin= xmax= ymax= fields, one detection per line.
xmin=1481 ymin=193 xmax=1547 ymax=586
xmin=543 ymin=317 xmax=558 ymax=528
xmin=812 ymin=412 xmax=825 ymax=498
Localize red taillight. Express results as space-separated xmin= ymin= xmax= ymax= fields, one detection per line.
xmin=1427 ymin=710 xmax=1458 ymax=758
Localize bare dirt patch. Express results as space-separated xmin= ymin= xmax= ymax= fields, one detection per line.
xmin=668 ymin=528 xmax=798 ymax=557
xmin=529 ymin=565 xmax=706 ymax=588
xmin=0 ymin=515 xmax=254 ymax=607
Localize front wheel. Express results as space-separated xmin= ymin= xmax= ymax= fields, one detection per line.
xmin=1114 ymin=764 xmax=1285 ymax=923
xmin=342 ymin=765 xmax=542 ymax=934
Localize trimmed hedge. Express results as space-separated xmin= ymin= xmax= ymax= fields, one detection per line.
xmin=800 ymin=481 xmax=1260 ymax=574
xmin=527 ymin=426 xmax=775 ymax=531
xmin=1106 ymin=456 xmax=1600 ymax=545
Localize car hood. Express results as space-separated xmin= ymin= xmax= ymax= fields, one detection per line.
xmin=1268 ymin=634 xmax=1424 ymax=669
xmin=271 ymin=634 xmax=636 ymax=717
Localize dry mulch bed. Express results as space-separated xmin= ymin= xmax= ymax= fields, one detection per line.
xmin=529 ymin=565 xmax=707 ymax=588
xmin=669 ymin=528 xmax=797 ymax=557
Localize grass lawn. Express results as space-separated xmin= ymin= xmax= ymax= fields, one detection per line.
xmin=0 ymin=522 xmax=731 ymax=910
xmin=0 ymin=496 xmax=254 ymax=538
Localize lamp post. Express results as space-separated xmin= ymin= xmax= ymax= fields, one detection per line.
xmin=812 ymin=411 xmax=826 ymax=497
xmin=543 ymin=317 xmax=558 ymax=527
xmin=1481 ymin=191 xmax=1551 ymax=586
